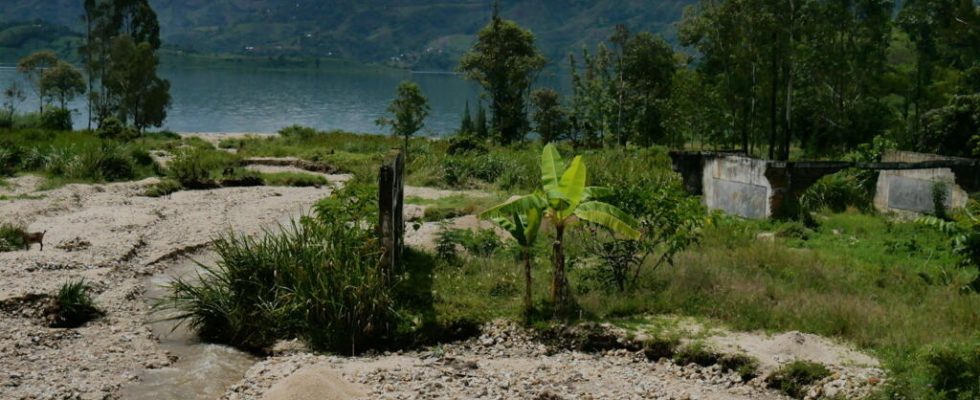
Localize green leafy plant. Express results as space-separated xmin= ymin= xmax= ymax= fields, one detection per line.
xmin=50 ymin=279 xmax=102 ymax=328
xmin=482 ymin=143 xmax=639 ymax=315
xmin=0 ymin=223 xmax=28 ymax=252
xmin=163 ymin=198 xmax=397 ymax=353
xmin=766 ymin=360 xmax=831 ymax=399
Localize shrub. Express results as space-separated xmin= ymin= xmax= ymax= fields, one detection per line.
xmin=166 ymin=148 xmax=238 ymax=189
xmin=68 ymin=142 xmax=135 ymax=181
xmin=719 ymin=354 xmax=760 ymax=382
xmin=917 ymin=341 xmax=980 ymax=400
xmin=673 ymin=342 xmax=721 ymax=367
xmin=278 ymin=125 xmax=319 ymax=140
xmin=40 ymin=108 xmax=72 ymax=131
xmin=96 ymin=117 xmax=136 ymax=141
xmin=0 ymin=146 xmax=18 ymax=175
xmin=0 ymin=223 xmax=27 ymax=252
xmin=447 ymin=135 xmax=488 ymax=155
xmin=800 ymin=169 xmax=872 ymax=214
xmin=49 ymin=279 xmax=102 ymax=328
xmin=165 ymin=181 xmax=398 ymax=353
xmin=442 ymin=154 xmax=506 ymax=187
xmin=766 ymin=360 xmax=831 ymax=399
xmin=144 ymin=178 xmax=183 ymax=197
xmin=218 ymin=169 xmax=264 ymax=187
xmin=261 ymin=172 xmax=328 ymax=187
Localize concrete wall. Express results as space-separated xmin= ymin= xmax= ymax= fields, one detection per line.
xmin=671 ymin=150 xmax=977 ymax=220
xmin=702 ymin=156 xmax=773 ymax=219
xmin=874 ymin=151 xmax=969 ymax=215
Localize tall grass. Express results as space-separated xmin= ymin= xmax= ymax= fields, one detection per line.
xmin=0 ymin=129 xmax=161 ymax=186
xmin=163 ymin=179 xmax=398 ymax=354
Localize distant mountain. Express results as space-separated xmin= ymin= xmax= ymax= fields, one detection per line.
xmin=0 ymin=0 xmax=694 ymax=69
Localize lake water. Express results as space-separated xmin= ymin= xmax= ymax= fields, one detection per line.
xmin=0 ymin=64 xmax=483 ymax=135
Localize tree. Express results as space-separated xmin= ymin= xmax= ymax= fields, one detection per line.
xmin=41 ymin=61 xmax=86 ymax=110
xmin=622 ymin=32 xmax=677 ymax=146
xmin=459 ymin=101 xmax=475 ymax=134
xmin=459 ymin=5 xmax=546 ymax=144
xmin=105 ymin=35 xmax=170 ymax=133
xmin=918 ymin=94 xmax=980 ymax=157
xmin=476 ymin=100 xmax=489 ymax=139
xmin=82 ymin=0 xmax=169 ymax=132
xmin=530 ymin=88 xmax=569 ymax=143
xmin=2 ymin=83 xmax=26 ymax=128
xmin=482 ymin=144 xmax=640 ymax=314
xmin=17 ymin=51 xmax=59 ymax=113
xmin=376 ymin=81 xmax=429 ymax=160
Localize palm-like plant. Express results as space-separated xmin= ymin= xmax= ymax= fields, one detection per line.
xmin=482 ymin=144 xmax=640 ymax=315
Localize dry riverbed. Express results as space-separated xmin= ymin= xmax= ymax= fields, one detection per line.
xmin=1 ymin=171 xmax=884 ymax=400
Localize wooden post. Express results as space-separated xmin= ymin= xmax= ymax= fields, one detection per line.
xmin=378 ymin=150 xmax=405 ymax=278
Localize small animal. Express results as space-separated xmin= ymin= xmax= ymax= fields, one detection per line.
xmin=23 ymin=230 xmax=46 ymax=251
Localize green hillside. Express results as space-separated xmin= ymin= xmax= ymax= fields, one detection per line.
xmin=0 ymin=0 xmax=693 ymax=69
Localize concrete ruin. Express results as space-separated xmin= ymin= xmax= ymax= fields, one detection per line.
xmin=670 ymin=150 xmax=979 ymax=219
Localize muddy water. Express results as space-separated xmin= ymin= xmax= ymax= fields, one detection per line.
xmin=120 ymin=251 xmax=257 ymax=400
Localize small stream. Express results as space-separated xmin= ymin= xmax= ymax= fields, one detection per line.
xmin=119 ymin=251 xmax=257 ymax=400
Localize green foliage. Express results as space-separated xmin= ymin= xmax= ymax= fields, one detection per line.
xmin=0 ymin=223 xmax=28 ymax=252
xmin=376 ymin=81 xmax=429 ymax=159
xmin=530 ymin=88 xmax=569 ymax=143
xmin=919 ymin=94 xmax=980 ymax=158
xmin=163 ymin=202 xmax=397 ymax=353
xmin=260 ymin=172 xmax=328 ymax=187
xmin=766 ymin=361 xmax=832 ymax=399
xmin=144 ymin=178 xmax=182 ymax=197
xmin=50 ymin=279 xmax=102 ymax=328
xmin=800 ymin=169 xmax=873 ymax=215
xmin=442 ymin=153 xmax=505 ymax=187
xmin=39 ymin=108 xmax=72 ymax=131
xmin=39 ymin=60 xmax=85 ymax=109
xmin=17 ymin=50 xmax=58 ymax=112
xmin=482 ymin=144 xmax=639 ymax=314
xmin=459 ymin=11 xmax=546 ymax=144
xmin=913 ymin=340 xmax=980 ymax=400
xmin=673 ymin=342 xmax=721 ymax=367
xmin=165 ymin=147 xmax=239 ymax=189
xmin=96 ymin=117 xmax=137 ymax=141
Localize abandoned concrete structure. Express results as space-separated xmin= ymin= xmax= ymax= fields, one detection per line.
xmin=670 ymin=150 xmax=979 ymax=219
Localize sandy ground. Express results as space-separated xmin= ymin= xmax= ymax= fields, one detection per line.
xmin=223 ymin=321 xmax=884 ymax=400
xmin=0 ymin=173 xmax=344 ymax=400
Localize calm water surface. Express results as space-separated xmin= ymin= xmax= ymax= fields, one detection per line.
xmin=0 ymin=64 xmax=482 ymax=135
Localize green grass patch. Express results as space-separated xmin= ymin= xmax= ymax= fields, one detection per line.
xmin=0 ymin=223 xmax=27 ymax=252
xmin=260 ymin=171 xmax=328 ymax=187
xmin=49 ymin=279 xmax=103 ymax=328
xmin=766 ymin=360 xmax=832 ymax=399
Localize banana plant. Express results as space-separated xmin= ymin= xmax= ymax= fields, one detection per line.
xmin=482 ymin=143 xmax=640 ymax=315
xmin=487 ymin=195 xmax=545 ymax=319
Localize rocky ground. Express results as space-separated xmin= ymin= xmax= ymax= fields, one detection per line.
xmin=222 ymin=321 xmax=884 ymax=400
xmin=0 ymin=172 xmax=344 ymax=400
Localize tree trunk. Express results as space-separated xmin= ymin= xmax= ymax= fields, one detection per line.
xmin=551 ymin=224 xmax=567 ymax=315
xmin=523 ymin=247 xmax=533 ymax=320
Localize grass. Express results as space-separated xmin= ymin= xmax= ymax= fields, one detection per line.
xmin=0 ymin=222 xmax=27 ymax=252
xmin=260 ymin=171 xmax=328 ymax=187
xmin=0 ymin=128 xmax=163 ymax=189
xmin=766 ymin=360 xmax=832 ymax=399
xmin=49 ymin=279 xmax=102 ymax=328
xmin=406 ymin=194 xmax=501 ymax=222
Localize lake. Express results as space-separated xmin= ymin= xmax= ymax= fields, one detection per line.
xmin=0 ymin=64 xmax=484 ymax=135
